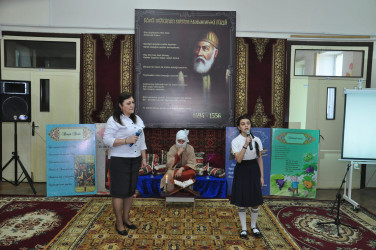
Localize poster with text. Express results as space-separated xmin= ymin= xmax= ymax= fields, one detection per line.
xmin=46 ymin=124 xmax=97 ymax=197
xmin=270 ymin=128 xmax=319 ymax=198
xmin=135 ymin=9 xmax=236 ymax=128
xmin=225 ymin=127 xmax=271 ymax=196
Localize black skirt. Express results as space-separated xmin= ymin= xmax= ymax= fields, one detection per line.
xmin=109 ymin=156 xmax=141 ymax=198
xmin=230 ymin=159 xmax=263 ymax=207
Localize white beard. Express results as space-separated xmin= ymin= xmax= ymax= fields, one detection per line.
xmin=193 ymin=48 xmax=216 ymax=74
xmin=176 ymin=142 xmax=187 ymax=149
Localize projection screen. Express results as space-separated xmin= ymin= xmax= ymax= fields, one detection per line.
xmin=341 ymin=89 xmax=376 ymax=160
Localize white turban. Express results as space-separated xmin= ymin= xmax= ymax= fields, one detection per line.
xmin=176 ymin=129 xmax=189 ymax=148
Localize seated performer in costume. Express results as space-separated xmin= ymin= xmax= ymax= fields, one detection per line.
xmin=160 ymin=129 xmax=197 ymax=193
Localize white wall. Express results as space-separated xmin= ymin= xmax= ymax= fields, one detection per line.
xmin=1 ymin=0 xmax=376 ymax=37
xmin=2 ymin=0 xmax=375 ymax=80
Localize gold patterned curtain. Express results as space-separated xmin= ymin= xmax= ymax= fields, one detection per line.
xmin=80 ymin=34 xmax=134 ymax=124
xmin=235 ymin=38 xmax=287 ymax=128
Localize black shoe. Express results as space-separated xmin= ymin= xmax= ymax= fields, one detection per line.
xmin=239 ymin=230 xmax=248 ymax=239
xmin=252 ymin=227 xmax=262 ymax=238
xmin=124 ymin=222 xmax=137 ymax=229
xmin=115 ymin=225 xmax=128 ymax=236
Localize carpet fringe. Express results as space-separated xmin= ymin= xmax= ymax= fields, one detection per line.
xmin=262 ymin=202 xmax=301 ymax=249
xmin=44 ymin=198 xmax=94 ymax=249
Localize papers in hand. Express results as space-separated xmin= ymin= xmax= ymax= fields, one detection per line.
xmin=174 ymin=179 xmax=194 ymax=188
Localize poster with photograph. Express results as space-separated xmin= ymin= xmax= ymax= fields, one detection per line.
xmin=46 ymin=124 xmax=97 ymax=197
xmin=270 ymin=128 xmax=319 ymax=198
xmin=225 ymin=127 xmax=271 ymax=196
xmin=135 ymin=9 xmax=236 ymax=128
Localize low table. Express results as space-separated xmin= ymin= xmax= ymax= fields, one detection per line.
xmin=165 ymin=196 xmax=196 ymax=210
xmin=163 ymin=185 xmax=200 ymax=211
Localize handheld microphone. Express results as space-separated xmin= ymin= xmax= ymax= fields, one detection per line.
xmin=246 ymin=130 xmax=253 ymax=150
xmin=129 ymin=129 xmax=142 ymax=147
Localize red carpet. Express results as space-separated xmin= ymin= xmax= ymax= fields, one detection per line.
xmin=0 ymin=196 xmax=88 ymax=249
xmin=264 ymin=198 xmax=376 ymax=249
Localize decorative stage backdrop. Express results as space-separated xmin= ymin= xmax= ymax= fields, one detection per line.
xmin=134 ymin=9 xmax=236 ymax=128
xmin=46 ymin=124 xmax=97 ymax=197
xmin=80 ymin=32 xmax=287 ymax=157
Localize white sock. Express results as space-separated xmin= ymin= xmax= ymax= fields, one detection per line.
xmin=251 ymin=208 xmax=259 ymax=229
xmin=238 ymin=207 xmax=247 ymax=231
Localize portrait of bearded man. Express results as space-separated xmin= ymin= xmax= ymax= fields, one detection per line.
xmin=178 ymin=31 xmax=231 ymax=115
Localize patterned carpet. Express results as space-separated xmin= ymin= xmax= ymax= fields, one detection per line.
xmin=0 ymin=196 xmax=89 ymax=249
xmin=45 ymin=198 xmax=296 ymax=249
xmin=2 ymin=196 xmax=375 ymax=249
xmin=266 ymin=199 xmax=376 ymax=249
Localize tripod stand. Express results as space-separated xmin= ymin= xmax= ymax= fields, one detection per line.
xmin=1 ymin=121 xmax=36 ymax=194
xmin=317 ymin=163 xmax=355 ymax=236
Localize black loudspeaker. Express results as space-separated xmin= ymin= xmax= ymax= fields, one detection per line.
xmin=0 ymin=80 xmax=31 ymax=122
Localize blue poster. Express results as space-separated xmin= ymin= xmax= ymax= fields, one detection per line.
xmin=46 ymin=124 xmax=97 ymax=197
xmin=225 ymin=127 xmax=271 ymax=196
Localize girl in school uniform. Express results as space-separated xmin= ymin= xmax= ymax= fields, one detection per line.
xmin=231 ymin=114 xmax=264 ymax=239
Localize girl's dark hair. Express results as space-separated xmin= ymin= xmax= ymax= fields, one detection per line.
xmin=236 ymin=114 xmax=260 ymax=157
xmin=236 ymin=114 xmax=252 ymax=126
xmin=113 ymin=92 xmax=137 ymax=125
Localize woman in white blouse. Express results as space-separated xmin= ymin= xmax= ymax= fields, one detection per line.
xmin=103 ymin=92 xmax=147 ymax=236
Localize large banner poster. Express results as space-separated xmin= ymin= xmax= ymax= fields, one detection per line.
xmin=135 ymin=9 xmax=236 ymax=128
xmin=270 ymin=128 xmax=319 ymax=198
xmin=225 ymin=127 xmax=271 ymax=196
xmin=46 ymin=124 xmax=97 ymax=197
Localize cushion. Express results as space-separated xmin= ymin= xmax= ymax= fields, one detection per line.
xmin=153 ymin=164 xmax=167 ymax=175
xmin=205 ymin=164 xmax=226 ymax=178
xmin=205 ymin=153 xmax=225 ymax=169
xmin=195 ymin=152 xmax=206 ymax=176
xmin=139 ymin=164 xmax=152 ymax=175
xmin=139 ymin=154 xmax=159 ymax=175
xmin=161 ymin=150 xmax=168 ymax=165
xmin=146 ymin=153 xmax=159 ymax=168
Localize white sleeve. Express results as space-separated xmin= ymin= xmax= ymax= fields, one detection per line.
xmin=231 ymin=137 xmax=242 ymax=155
xmin=103 ymin=117 xmax=117 ymax=147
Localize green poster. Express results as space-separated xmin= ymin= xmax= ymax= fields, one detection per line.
xmin=270 ymin=128 xmax=319 ymax=198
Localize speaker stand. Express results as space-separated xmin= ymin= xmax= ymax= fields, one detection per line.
xmin=1 ymin=121 xmax=37 ymax=194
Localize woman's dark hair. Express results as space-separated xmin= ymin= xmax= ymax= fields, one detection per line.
xmin=113 ymin=92 xmax=137 ymax=125
xmin=236 ymin=114 xmax=260 ymax=157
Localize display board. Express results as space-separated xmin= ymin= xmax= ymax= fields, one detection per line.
xmin=135 ymin=9 xmax=236 ymax=128
xmin=270 ymin=128 xmax=319 ymax=198
xmin=342 ymin=89 xmax=376 ymax=160
xmin=46 ymin=124 xmax=97 ymax=197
